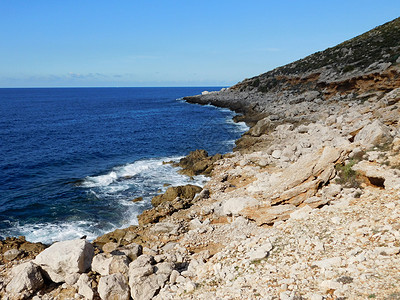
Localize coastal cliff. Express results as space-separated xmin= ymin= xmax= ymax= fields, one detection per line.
xmin=2 ymin=17 xmax=400 ymax=300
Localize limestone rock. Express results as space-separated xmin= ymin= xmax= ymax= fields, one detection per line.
xmin=172 ymin=149 xmax=222 ymax=177
xmin=313 ymin=257 xmax=342 ymax=269
xmin=93 ymin=226 xmax=138 ymax=248
xmin=65 ymin=273 xmax=80 ymax=286
xmin=353 ymin=161 xmax=400 ymax=189
xmin=130 ymin=254 xmax=155 ymax=269
xmin=138 ymin=197 xmax=195 ymax=225
xmin=354 ymin=120 xmax=392 ymax=147
xmin=248 ymin=242 xmax=273 ymax=261
xmin=119 ymin=243 xmax=143 ymax=261
xmin=109 ymin=255 xmax=130 ymax=275
xmin=129 ymin=274 xmax=160 ymax=300
xmin=6 ymin=262 xmax=44 ymax=298
xmin=128 ymin=255 xmax=174 ymax=300
xmin=92 ymin=253 xmax=113 ymax=276
xmin=132 ymin=196 xmax=143 ymax=202
xmin=0 ymin=236 xmax=46 ymax=264
xmin=92 ymin=253 xmax=130 ymax=276
xmin=34 ymin=239 xmax=94 ymax=283
xmin=103 ymin=242 xmax=119 ymax=253
xmin=248 ymin=117 xmax=271 ymax=137
xmin=246 ymin=147 xmax=344 ymax=208
xmin=4 ymin=249 xmax=20 ymax=261
xmin=289 ymin=205 xmax=313 ymax=220
xmin=151 ymin=184 xmax=202 ymax=207
xmin=241 ymin=204 xmax=296 ymax=226
xmin=76 ymin=273 xmax=94 ymax=300
xmin=98 ymin=273 xmax=130 ymax=300
xmin=271 ymin=149 xmax=282 ymax=159
xmin=222 ymin=196 xmax=259 ymax=216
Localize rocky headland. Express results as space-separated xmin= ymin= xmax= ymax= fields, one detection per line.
xmin=2 ymin=17 xmax=400 ymax=300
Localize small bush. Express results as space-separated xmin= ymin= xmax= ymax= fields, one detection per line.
xmin=335 ymin=160 xmax=361 ymax=188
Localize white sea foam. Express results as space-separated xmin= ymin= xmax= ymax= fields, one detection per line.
xmin=82 ymin=171 xmax=118 ymax=187
xmin=225 ymin=117 xmax=249 ymax=133
xmin=5 ymin=220 xmax=103 ymax=244
xmin=81 ymin=157 xmax=205 ymax=191
xmin=68 ymin=156 xmax=207 ymax=242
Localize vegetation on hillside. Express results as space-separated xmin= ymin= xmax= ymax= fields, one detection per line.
xmin=235 ymin=17 xmax=400 ymax=94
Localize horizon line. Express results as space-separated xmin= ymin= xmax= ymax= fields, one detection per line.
xmin=0 ymin=85 xmax=229 ymax=89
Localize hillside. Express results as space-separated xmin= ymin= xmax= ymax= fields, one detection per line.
xmin=235 ymin=17 xmax=400 ymax=95
xmin=185 ymin=17 xmax=400 ymax=118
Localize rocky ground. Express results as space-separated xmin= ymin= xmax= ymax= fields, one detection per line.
xmin=2 ymin=17 xmax=400 ymax=300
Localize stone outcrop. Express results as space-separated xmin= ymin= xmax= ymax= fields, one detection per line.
xmin=138 ymin=196 xmax=194 ymax=225
xmin=0 ymin=236 xmax=46 ymax=264
xmin=151 ymin=184 xmax=202 ymax=207
xmin=172 ymin=149 xmax=222 ymax=177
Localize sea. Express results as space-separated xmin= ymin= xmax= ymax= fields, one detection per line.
xmin=0 ymin=87 xmax=248 ymax=244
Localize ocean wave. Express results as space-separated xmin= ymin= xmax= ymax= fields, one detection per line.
xmin=2 ymin=220 xmax=104 ymax=244
xmin=80 ymin=156 xmax=205 ymax=191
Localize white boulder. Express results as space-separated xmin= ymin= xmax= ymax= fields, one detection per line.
xmin=34 ymin=239 xmax=94 ymax=283
xmin=6 ymin=262 xmax=44 ymax=298
xmin=354 ymin=120 xmax=391 ymax=147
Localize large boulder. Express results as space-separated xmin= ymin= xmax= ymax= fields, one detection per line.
xmin=34 ymin=239 xmax=94 ymax=283
xmin=91 ymin=253 xmax=130 ymax=276
xmin=354 ymin=120 xmax=392 ymax=147
xmin=151 ymin=184 xmax=202 ymax=207
xmin=246 ymin=146 xmax=346 ymax=206
xmin=6 ymin=261 xmax=44 ymax=299
xmin=98 ymin=273 xmax=130 ymax=300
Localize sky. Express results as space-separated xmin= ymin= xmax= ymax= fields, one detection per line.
xmin=0 ymin=1 xmax=399 ymax=88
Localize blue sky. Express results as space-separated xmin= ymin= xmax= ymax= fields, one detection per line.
xmin=1 ymin=1 xmax=399 ymax=87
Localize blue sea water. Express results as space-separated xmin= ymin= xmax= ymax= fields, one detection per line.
xmin=0 ymin=87 xmax=247 ymax=244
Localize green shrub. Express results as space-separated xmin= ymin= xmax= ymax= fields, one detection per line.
xmin=335 ymin=160 xmax=361 ymax=188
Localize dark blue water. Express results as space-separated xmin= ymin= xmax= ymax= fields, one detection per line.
xmin=0 ymin=87 xmax=247 ymax=243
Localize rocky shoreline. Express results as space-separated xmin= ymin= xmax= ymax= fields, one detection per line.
xmin=2 ymin=17 xmax=400 ymax=300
